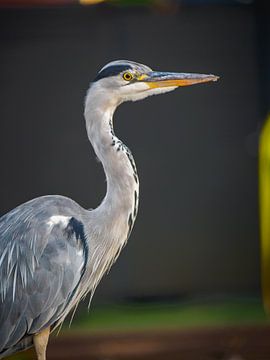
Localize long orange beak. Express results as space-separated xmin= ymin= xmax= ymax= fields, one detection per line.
xmin=140 ymin=71 xmax=219 ymax=88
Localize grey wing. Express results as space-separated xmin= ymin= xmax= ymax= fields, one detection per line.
xmin=0 ymin=199 xmax=88 ymax=354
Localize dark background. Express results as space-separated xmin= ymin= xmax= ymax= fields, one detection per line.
xmin=0 ymin=1 xmax=269 ymax=304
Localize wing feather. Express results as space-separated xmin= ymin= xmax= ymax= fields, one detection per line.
xmin=0 ymin=196 xmax=88 ymax=354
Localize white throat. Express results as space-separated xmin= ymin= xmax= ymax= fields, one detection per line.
xmin=84 ymin=83 xmax=139 ymax=213
xmin=82 ymin=82 xmax=139 ymax=295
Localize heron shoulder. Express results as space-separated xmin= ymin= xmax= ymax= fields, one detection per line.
xmin=0 ymin=195 xmax=90 ymax=353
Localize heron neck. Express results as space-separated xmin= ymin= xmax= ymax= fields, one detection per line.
xmin=84 ymin=88 xmax=139 ymax=238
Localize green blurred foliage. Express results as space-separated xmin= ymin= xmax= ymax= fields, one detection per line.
xmin=66 ymin=299 xmax=267 ymax=333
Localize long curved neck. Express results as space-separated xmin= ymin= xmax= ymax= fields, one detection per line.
xmin=84 ymin=85 xmax=139 ymax=243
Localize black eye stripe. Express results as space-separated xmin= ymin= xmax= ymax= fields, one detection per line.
xmin=93 ymin=65 xmax=132 ymax=82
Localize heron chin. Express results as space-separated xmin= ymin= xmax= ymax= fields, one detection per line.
xmin=0 ymin=60 xmax=218 ymax=360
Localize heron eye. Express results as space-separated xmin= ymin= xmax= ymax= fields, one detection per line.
xmin=123 ymin=72 xmax=133 ymax=81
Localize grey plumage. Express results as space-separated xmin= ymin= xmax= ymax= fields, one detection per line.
xmin=0 ymin=60 xmax=218 ymax=360
xmin=0 ymin=196 xmax=87 ymax=356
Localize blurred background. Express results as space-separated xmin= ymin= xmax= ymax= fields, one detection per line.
xmin=1 ymin=0 xmax=270 ymax=359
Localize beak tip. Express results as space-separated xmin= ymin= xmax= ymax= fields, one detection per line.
xmin=211 ymin=75 xmax=220 ymax=82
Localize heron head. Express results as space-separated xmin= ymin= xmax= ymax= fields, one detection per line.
xmin=90 ymin=60 xmax=219 ymax=105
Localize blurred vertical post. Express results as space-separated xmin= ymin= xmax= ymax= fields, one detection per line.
xmin=256 ymin=0 xmax=270 ymax=314
xmin=260 ymin=114 xmax=270 ymax=313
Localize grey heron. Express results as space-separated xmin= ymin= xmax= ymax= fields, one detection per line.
xmin=0 ymin=60 xmax=218 ymax=360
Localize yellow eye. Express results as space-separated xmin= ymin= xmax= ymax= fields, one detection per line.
xmin=123 ymin=72 xmax=133 ymax=81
